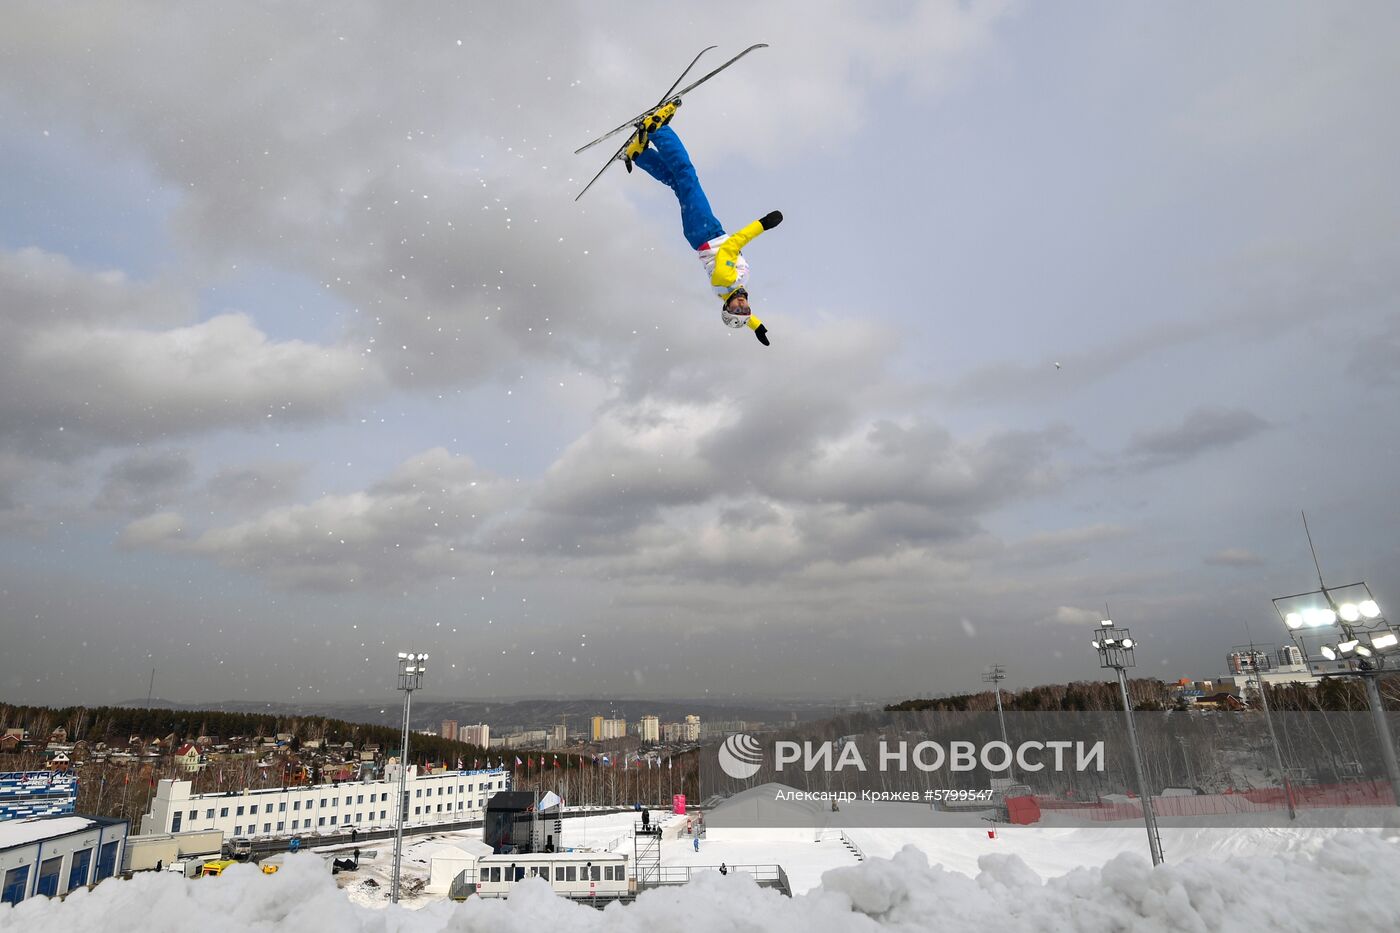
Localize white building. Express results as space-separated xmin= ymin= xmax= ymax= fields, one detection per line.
xmin=604 ymin=718 xmax=627 ymax=740
xmin=461 ymin=723 xmax=491 ymax=748
xmin=504 ymin=730 xmax=548 ymax=749
xmin=1 ymin=815 xmax=128 ymax=905
xmin=140 ymin=766 xmax=510 ymax=839
xmin=640 ymin=716 xmax=659 ymax=743
xmin=683 ymin=715 xmax=701 ymax=742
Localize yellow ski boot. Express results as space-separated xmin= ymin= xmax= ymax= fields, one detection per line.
xmin=640 ymin=100 xmax=679 ymax=135
xmin=621 ymin=128 xmax=648 ymax=173
xmin=621 ymin=102 xmax=679 ymax=174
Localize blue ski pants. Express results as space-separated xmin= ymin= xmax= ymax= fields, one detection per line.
xmin=634 ymin=126 xmax=725 ymax=250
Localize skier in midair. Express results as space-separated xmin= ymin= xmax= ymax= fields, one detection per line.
xmin=622 ymin=104 xmax=783 ymax=346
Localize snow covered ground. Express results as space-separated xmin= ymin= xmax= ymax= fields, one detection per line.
xmin=5 ymin=808 xmax=1400 ymax=931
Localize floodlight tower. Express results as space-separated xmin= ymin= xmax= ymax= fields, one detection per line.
xmin=1090 ymin=617 xmax=1164 ymax=865
xmin=1232 ymin=643 xmax=1296 ymax=820
xmin=391 ymin=651 xmax=428 ymax=904
xmin=983 ymin=664 xmax=1012 ymax=774
xmin=1273 ymin=525 xmax=1400 ymax=806
xmin=1277 ymin=591 xmax=1400 ymax=805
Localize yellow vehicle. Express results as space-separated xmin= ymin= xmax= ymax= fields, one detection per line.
xmin=200 ymin=860 xmax=238 ymax=877
xmin=261 ymin=863 xmax=279 ymax=875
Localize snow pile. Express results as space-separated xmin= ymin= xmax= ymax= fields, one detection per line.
xmin=4 ymin=834 xmax=1399 ymax=932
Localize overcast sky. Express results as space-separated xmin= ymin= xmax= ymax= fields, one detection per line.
xmin=2 ymin=1 xmax=1398 ymax=709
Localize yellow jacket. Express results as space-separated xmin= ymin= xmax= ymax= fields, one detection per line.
xmin=696 ymin=218 xmax=768 ymax=300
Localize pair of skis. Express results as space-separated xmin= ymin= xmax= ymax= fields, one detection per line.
xmin=573 ymin=44 xmax=768 ymax=201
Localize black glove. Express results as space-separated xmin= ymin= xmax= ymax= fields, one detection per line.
xmin=754 ymin=323 xmax=770 ymax=346
xmin=759 ymin=210 xmax=783 ymax=230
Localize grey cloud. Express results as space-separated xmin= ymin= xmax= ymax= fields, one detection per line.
xmin=1002 ymin=524 xmax=1133 ymax=571
xmin=118 ymin=511 xmax=185 ymax=550
xmin=1124 ymin=407 xmax=1270 ymax=469
xmin=94 ymin=448 xmax=194 ymax=515
xmin=0 ymin=3 xmax=1009 ymax=401
xmin=204 ymin=462 xmax=310 ymax=511
xmin=1204 ymin=547 xmax=1263 ymax=568
xmin=1351 ymin=315 xmax=1400 ymax=384
xmin=176 ymin=448 xmax=512 ymax=590
xmin=145 ymin=391 xmax=1067 ymax=590
xmin=0 ymin=249 xmax=381 ymax=458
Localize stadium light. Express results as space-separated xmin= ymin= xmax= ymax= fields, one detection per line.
xmin=1272 ymin=517 xmax=1400 ymax=810
xmin=1089 ymin=617 xmax=1163 ymax=866
xmin=392 ymin=650 xmax=429 ymax=903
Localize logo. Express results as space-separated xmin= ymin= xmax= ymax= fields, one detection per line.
xmin=718 ymin=733 xmax=764 ymax=780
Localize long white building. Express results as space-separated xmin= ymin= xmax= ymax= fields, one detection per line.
xmin=141 ymin=765 xmax=510 ymax=839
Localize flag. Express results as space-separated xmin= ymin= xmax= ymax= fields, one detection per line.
xmin=474 ymin=758 xmax=480 ymax=769
xmin=457 ymin=757 xmax=464 ymax=770
xmin=668 ymin=758 xmax=672 ymax=770
xmin=515 ymin=756 xmax=523 ymax=767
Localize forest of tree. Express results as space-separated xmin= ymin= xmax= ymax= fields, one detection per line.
xmin=0 ymin=701 xmax=489 ymax=764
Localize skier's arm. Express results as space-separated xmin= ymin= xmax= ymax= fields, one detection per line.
xmin=710 ymin=211 xmax=782 ymax=289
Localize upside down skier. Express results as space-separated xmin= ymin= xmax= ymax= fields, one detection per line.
xmin=622 ymin=103 xmax=783 ymax=346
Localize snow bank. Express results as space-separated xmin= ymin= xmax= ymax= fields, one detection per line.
xmin=4 ymin=834 xmax=1398 ymax=932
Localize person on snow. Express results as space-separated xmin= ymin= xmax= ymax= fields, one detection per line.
xmin=622 ymin=103 xmax=783 ymax=346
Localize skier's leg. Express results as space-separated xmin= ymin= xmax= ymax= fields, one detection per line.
xmin=632 ymin=146 xmax=676 ymax=189
xmin=646 ymin=126 xmax=725 ymax=249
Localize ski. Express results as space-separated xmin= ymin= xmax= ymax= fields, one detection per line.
xmin=573 ymin=43 xmax=768 ymax=200
xmin=574 ymin=45 xmax=718 ymax=156
xmin=667 ymin=43 xmax=768 ymax=111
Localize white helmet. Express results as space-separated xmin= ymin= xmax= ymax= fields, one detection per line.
xmin=720 ymin=288 xmax=750 ymax=328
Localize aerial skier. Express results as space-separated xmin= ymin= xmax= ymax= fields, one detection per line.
xmin=621 ymin=103 xmax=783 ymax=346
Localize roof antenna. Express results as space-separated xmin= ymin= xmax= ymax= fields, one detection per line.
xmin=1301 ymin=510 xmax=1327 ymax=591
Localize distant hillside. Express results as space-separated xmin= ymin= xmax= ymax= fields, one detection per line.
xmin=110 ymin=696 xmax=839 ymax=733
xmin=0 ymin=701 xmax=488 ymax=763
xmin=886 ymin=675 xmax=1400 ymax=713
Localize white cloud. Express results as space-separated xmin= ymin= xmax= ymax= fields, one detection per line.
xmin=1051 ymin=606 xmax=1101 ymax=627
xmin=119 ymin=510 xmax=185 ymax=548
xmin=0 ymin=248 xmax=380 ymax=456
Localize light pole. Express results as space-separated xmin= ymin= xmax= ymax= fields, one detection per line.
xmin=1275 ymin=584 xmax=1400 ymax=807
xmin=983 ymin=664 xmax=1013 ymax=779
xmin=1090 ymin=617 xmax=1164 ymax=865
xmin=1232 ymin=644 xmax=1296 ymax=819
xmin=391 ymin=651 xmax=427 ymax=904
